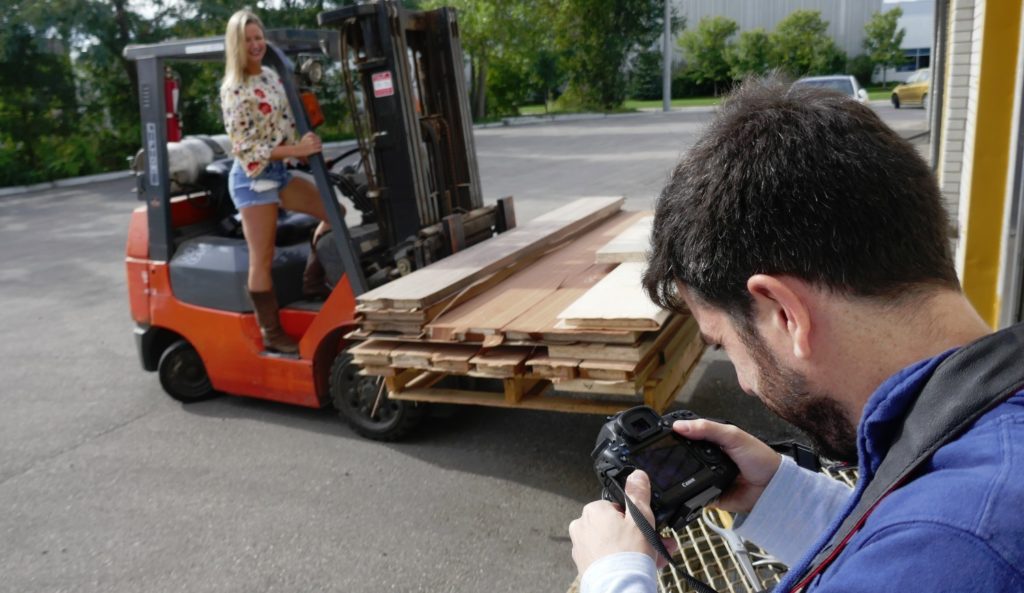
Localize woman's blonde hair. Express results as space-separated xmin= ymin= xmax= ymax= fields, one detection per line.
xmin=222 ymin=9 xmax=264 ymax=91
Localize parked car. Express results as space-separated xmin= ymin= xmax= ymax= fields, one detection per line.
xmin=791 ymin=75 xmax=869 ymax=104
xmin=891 ymin=68 xmax=930 ymax=109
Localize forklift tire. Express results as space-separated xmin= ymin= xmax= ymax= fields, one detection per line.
xmin=329 ymin=352 xmax=425 ymax=441
xmin=158 ymin=340 xmax=218 ymax=403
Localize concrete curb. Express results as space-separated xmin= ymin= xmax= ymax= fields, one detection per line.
xmin=481 ymin=104 xmax=719 ymax=129
xmin=0 ymin=140 xmax=360 ymax=199
xmin=0 ymin=170 xmax=135 ymax=198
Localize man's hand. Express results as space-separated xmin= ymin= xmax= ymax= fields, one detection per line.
xmin=569 ymin=470 xmax=657 ymax=575
xmin=673 ymin=419 xmax=782 ymax=514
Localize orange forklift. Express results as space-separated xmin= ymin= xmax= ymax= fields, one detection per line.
xmin=124 ymin=3 xmax=515 ymax=440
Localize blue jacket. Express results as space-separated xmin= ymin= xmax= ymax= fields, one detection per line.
xmin=783 ymin=351 xmax=1024 ymax=592
xmin=580 ymin=350 xmax=1024 ymax=593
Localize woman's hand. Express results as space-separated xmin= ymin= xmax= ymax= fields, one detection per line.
xmin=293 ymin=132 xmax=322 ymax=158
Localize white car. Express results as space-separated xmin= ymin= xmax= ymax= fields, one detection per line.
xmin=791 ymin=75 xmax=870 ymax=104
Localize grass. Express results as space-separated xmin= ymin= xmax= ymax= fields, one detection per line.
xmin=517 ymin=96 xmax=721 ymax=116
xmin=865 ymin=84 xmax=899 ymax=101
xmin=515 ymin=89 xmax=901 ymax=117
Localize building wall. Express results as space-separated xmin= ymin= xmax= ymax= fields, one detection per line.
xmin=938 ymin=0 xmax=978 ymax=224
xmin=674 ymin=0 xmax=884 ymax=57
xmin=936 ymin=0 xmax=1024 ymax=325
xmin=876 ymin=0 xmax=936 ymax=83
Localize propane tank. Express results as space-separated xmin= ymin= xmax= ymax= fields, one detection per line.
xmin=132 ymin=134 xmax=232 ymax=193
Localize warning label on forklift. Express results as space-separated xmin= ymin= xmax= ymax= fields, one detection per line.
xmin=372 ymin=71 xmax=395 ymax=98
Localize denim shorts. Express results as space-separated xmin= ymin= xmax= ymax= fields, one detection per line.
xmin=228 ymin=160 xmax=293 ymax=209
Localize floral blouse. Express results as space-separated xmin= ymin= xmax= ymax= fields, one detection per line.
xmin=220 ymin=66 xmax=298 ymax=178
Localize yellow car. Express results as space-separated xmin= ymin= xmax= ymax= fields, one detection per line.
xmin=891 ymin=68 xmax=930 ymax=109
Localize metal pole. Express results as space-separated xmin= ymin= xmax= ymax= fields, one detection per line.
xmin=929 ymin=0 xmax=949 ymax=170
xmin=663 ymin=0 xmax=671 ymax=112
xmin=265 ymin=44 xmax=368 ymax=295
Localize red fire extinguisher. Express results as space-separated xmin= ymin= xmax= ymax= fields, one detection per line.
xmin=165 ymin=66 xmax=182 ymax=142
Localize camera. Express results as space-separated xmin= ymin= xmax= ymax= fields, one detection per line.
xmin=592 ymin=406 xmax=739 ymax=530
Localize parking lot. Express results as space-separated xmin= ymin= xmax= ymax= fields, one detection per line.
xmin=0 ymin=104 xmax=927 ymax=593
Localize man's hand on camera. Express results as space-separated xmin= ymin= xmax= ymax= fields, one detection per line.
xmin=569 ymin=470 xmax=659 ymax=575
xmin=673 ymin=419 xmax=781 ymax=514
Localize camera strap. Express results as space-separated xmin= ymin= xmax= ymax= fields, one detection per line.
xmin=607 ymin=478 xmax=720 ymax=593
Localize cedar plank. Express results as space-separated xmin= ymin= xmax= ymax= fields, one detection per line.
xmin=357 ymin=197 xmax=624 ymax=309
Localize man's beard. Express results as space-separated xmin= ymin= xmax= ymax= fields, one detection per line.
xmin=742 ymin=329 xmax=859 ymax=463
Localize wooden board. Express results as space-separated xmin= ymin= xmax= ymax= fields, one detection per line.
xmin=361 ymin=320 xmax=427 ymax=335
xmin=579 ymin=354 xmax=660 ymax=382
xmin=469 ymin=346 xmax=532 ymax=378
xmin=548 ymin=314 xmax=687 ymax=363
xmin=387 ymin=386 xmax=633 ymax=415
xmin=430 ymin=345 xmax=482 ymax=373
xmin=552 ymin=377 xmax=644 ymax=396
xmin=357 ymin=197 xmax=624 ymax=310
xmin=359 ymin=365 xmax=396 ymax=377
xmin=644 ymin=326 xmax=705 ymax=410
xmin=390 ymin=343 xmax=441 ymax=370
xmin=349 ymin=340 xmax=402 ymax=366
xmin=427 ymin=210 xmax=647 ymax=341
xmin=595 ymin=215 xmax=652 ymax=263
xmin=527 ymin=354 xmax=581 ymax=380
xmin=557 ymin=262 xmax=670 ymax=331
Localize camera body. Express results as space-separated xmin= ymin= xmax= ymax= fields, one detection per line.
xmin=592 ymin=406 xmax=739 ymax=530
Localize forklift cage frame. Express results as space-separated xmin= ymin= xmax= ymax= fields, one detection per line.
xmin=123 ymin=29 xmax=368 ymax=294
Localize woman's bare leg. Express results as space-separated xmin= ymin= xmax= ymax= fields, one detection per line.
xmin=239 ymin=203 xmax=279 ymax=292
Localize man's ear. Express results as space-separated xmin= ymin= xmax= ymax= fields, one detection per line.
xmin=746 ymin=275 xmax=813 ymax=360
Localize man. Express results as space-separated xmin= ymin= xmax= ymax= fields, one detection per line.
xmin=569 ymin=77 xmax=1024 ymax=592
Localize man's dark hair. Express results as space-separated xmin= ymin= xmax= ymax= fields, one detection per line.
xmin=643 ymin=76 xmax=959 ymax=321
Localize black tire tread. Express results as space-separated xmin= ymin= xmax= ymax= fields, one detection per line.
xmin=157 ymin=340 xmax=218 ymax=403
xmin=328 ymin=352 xmax=425 ymax=441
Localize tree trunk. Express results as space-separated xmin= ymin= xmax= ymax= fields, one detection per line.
xmin=473 ymin=57 xmax=488 ymax=121
xmin=113 ymin=0 xmax=137 ymax=95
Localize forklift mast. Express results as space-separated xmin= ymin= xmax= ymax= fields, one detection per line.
xmin=319 ymin=1 xmax=484 ymax=250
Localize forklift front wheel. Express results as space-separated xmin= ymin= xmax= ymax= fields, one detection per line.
xmin=158 ymin=340 xmax=218 ymax=403
xmin=329 ymin=352 xmax=425 ymax=441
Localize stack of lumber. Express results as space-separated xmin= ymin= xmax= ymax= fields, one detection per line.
xmin=347 ymin=197 xmax=704 ymax=414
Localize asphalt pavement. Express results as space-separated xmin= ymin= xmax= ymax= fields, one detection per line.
xmin=0 ymin=104 xmax=929 ymax=593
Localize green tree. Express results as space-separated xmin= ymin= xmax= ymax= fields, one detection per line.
xmin=726 ymin=28 xmax=772 ymax=80
xmin=555 ymin=0 xmax=667 ymax=110
xmin=0 ymin=20 xmax=79 ymax=184
xmin=863 ymin=7 xmax=906 ymax=88
xmin=422 ymin=0 xmax=560 ymax=119
xmin=770 ymin=10 xmax=845 ymax=77
xmin=678 ymin=16 xmax=737 ymax=95
xmin=848 ymin=54 xmax=876 ymax=87
xmin=628 ymin=49 xmax=663 ymax=100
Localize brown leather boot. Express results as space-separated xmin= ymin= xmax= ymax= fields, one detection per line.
xmin=248 ymin=290 xmax=298 ymax=354
xmin=302 ymin=238 xmax=330 ymax=300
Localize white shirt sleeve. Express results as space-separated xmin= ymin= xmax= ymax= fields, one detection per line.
xmin=580 ymin=552 xmax=657 ymax=593
xmin=732 ymin=455 xmax=853 ymax=566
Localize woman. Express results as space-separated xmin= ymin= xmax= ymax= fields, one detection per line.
xmin=221 ymin=9 xmax=330 ymax=354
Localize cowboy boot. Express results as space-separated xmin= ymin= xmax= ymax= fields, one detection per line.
xmin=248 ymin=290 xmax=299 ymax=354
xmin=302 ymin=235 xmax=330 ymax=300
